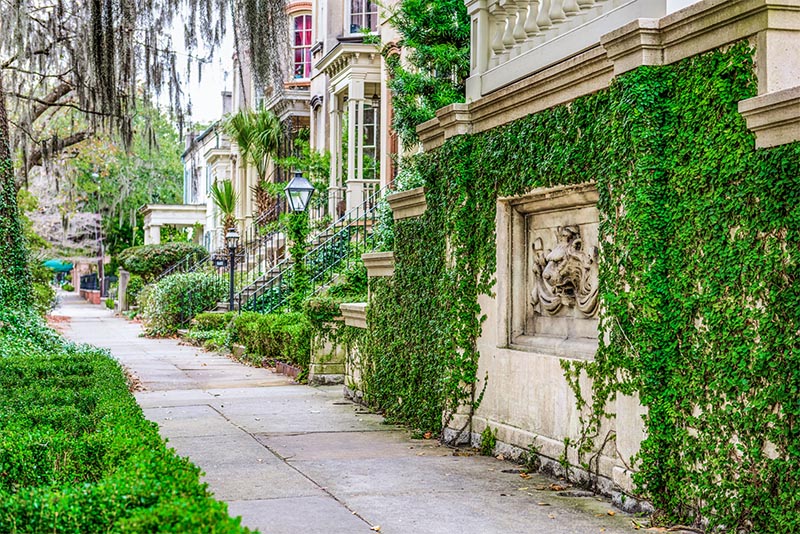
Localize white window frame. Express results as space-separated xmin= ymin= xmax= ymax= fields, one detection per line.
xmin=347 ymin=0 xmax=378 ymax=35
xmin=292 ymin=13 xmax=313 ymax=80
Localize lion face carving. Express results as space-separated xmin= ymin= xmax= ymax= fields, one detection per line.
xmin=531 ymin=226 xmax=599 ymax=317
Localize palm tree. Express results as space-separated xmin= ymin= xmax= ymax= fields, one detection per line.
xmin=223 ymin=106 xmax=283 ymax=219
xmin=210 ymin=180 xmax=238 ymax=232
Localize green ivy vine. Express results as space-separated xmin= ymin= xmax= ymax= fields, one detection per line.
xmin=356 ymin=40 xmax=800 ymax=531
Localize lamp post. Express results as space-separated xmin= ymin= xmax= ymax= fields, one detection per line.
xmin=284 ymin=172 xmax=315 ymax=311
xmin=225 ymin=227 xmax=240 ymax=311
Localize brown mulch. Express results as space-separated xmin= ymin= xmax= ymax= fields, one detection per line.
xmin=123 ymin=367 xmax=146 ymax=393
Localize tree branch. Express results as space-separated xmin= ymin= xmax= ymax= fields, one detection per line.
xmin=26 ymin=130 xmax=92 ymax=172
xmin=4 ymin=89 xmax=123 ymax=120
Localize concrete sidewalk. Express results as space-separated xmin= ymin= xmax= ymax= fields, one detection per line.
xmin=56 ymin=293 xmax=637 ymax=534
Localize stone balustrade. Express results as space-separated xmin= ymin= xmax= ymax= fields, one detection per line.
xmin=466 ymin=0 xmax=666 ymax=98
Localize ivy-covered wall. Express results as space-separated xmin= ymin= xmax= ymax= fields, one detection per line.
xmin=355 ymin=41 xmax=800 ymax=530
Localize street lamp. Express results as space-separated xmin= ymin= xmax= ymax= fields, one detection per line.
xmin=225 ymin=227 xmax=240 ymax=311
xmin=284 ymin=171 xmax=316 ymax=213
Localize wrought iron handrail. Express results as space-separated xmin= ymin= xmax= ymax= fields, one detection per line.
xmin=237 ymin=185 xmax=385 ymax=314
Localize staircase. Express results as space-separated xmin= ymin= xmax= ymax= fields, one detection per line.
xmin=236 ymin=187 xmax=382 ymax=313
xmin=159 ymin=188 xmax=382 ymax=324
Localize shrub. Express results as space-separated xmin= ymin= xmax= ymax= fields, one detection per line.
xmin=230 ymin=312 xmax=311 ymax=367
xmin=125 ymin=274 xmax=145 ymax=306
xmin=62 ymin=283 xmax=74 ymax=292
xmin=140 ymin=273 xmax=226 ymax=336
xmin=192 ymin=312 xmax=236 ymax=331
xmin=0 ymin=309 xmax=250 ymax=533
xmin=117 ymin=243 xmax=207 ymax=282
xmin=104 ymin=298 xmax=115 ymax=310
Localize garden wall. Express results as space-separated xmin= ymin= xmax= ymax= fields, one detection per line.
xmin=356 ymin=40 xmax=800 ymax=531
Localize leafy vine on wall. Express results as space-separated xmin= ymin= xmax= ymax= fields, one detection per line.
xmin=354 ymin=41 xmax=800 ymax=531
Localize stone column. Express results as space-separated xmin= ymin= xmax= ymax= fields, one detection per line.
xmin=145 ymin=224 xmax=161 ymax=245
xmin=117 ymin=269 xmax=130 ymax=312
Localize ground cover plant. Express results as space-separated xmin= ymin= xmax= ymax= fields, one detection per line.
xmin=0 ymin=309 xmax=250 ymax=533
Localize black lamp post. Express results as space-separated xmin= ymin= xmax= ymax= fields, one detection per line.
xmin=225 ymin=227 xmax=240 ymax=311
xmin=284 ymin=171 xmax=316 ymax=213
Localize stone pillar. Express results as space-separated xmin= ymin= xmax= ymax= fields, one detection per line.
xmin=117 ymin=269 xmax=130 ymax=312
xmin=145 ymin=224 xmax=161 ymax=245
xmin=757 ymin=28 xmax=800 ymax=95
xmin=329 ymin=91 xmax=341 ymax=216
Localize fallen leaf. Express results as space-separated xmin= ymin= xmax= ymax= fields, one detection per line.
xmin=519 ymin=473 xmax=532 ymax=479
xmin=370 ymin=526 xmax=381 ymax=532
xmin=496 ymin=454 xmax=505 ymax=460
xmin=518 ymin=487 xmax=529 ymax=491
xmin=548 ymin=513 xmax=556 ymax=519
xmin=549 ymin=483 xmax=567 ymax=491
xmin=607 ymin=510 xmax=615 ymax=516
xmin=423 ymin=431 xmax=432 ymax=439
xmin=537 ymin=502 xmax=550 ymax=506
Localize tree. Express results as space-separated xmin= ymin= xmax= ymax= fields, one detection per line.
xmin=210 ymin=180 xmax=238 ymax=232
xmin=385 ymin=0 xmax=470 ymax=145
xmin=223 ymin=106 xmax=283 ymax=218
xmin=0 ymin=0 xmax=290 ymax=308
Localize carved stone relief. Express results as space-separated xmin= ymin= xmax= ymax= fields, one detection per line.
xmin=498 ymin=183 xmax=600 ymax=357
xmin=530 ymin=225 xmax=599 ymax=318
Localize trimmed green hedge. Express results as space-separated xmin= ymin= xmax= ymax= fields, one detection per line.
xmin=118 ymin=243 xmax=207 ymax=282
xmin=140 ymin=272 xmax=227 ymax=336
xmin=192 ymin=312 xmax=237 ymax=332
xmin=230 ymin=312 xmax=311 ymax=367
xmin=0 ymin=309 xmax=250 ymax=533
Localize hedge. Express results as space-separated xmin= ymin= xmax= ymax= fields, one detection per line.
xmin=230 ymin=312 xmax=311 ymax=367
xmin=118 ymin=243 xmax=207 ymax=282
xmin=0 ymin=309 xmax=250 ymax=533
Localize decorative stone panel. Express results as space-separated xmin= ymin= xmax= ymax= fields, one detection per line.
xmin=497 ymin=183 xmax=599 ymax=360
xmin=361 ymin=252 xmax=395 ymax=277
xmin=387 ymin=187 xmax=427 ymax=220
xmin=339 ymin=303 xmax=368 ymax=329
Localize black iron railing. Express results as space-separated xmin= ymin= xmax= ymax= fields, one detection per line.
xmin=238 ymin=186 xmax=383 ymax=314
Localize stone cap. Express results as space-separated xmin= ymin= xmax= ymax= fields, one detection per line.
xmin=339 ymin=302 xmax=368 ymax=329
xmin=387 ymin=187 xmax=428 ymax=220
xmin=361 ymin=252 xmax=395 ymax=277
xmin=739 ymin=86 xmax=800 ymax=148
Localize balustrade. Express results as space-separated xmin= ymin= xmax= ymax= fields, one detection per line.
xmin=466 ymin=0 xmax=666 ymax=98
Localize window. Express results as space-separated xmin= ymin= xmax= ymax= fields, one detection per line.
xmin=361 ymin=103 xmax=379 ymax=181
xmin=293 ymin=15 xmax=312 ymax=79
xmin=350 ymin=0 xmax=377 ymax=34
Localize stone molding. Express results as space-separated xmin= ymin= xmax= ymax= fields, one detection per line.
xmin=386 ymin=187 xmax=428 ymax=220
xmin=418 ymin=0 xmax=800 ymax=150
xmin=361 ymin=252 xmax=395 ymax=277
xmin=340 ymin=303 xmax=368 ymax=329
xmin=739 ymin=85 xmax=800 ymax=148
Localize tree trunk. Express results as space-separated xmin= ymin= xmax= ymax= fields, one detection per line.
xmin=0 ymin=71 xmax=32 ymax=307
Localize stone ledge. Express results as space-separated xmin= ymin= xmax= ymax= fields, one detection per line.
xmin=339 ymin=302 xmax=368 ymax=329
xmin=419 ymin=0 xmax=800 ymax=150
xmin=361 ymin=251 xmax=395 ymax=277
xmin=739 ymin=86 xmax=800 ymax=148
xmin=386 ymin=187 xmax=428 ymax=220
